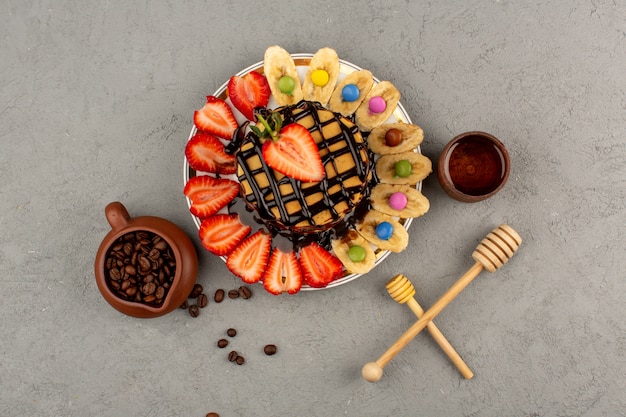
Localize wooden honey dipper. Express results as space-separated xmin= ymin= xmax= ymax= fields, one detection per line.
xmin=386 ymin=274 xmax=474 ymax=379
xmin=362 ymin=224 xmax=522 ymax=382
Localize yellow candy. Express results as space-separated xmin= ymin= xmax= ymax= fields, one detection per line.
xmin=311 ymin=69 xmax=329 ymax=87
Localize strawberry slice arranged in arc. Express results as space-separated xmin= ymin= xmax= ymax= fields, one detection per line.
xmin=184 ymin=175 xmax=239 ymax=219
xmin=198 ymin=214 xmax=251 ymax=256
xmin=185 ymin=132 xmax=236 ymax=174
xmin=252 ymin=113 xmax=325 ymax=182
xmin=262 ymin=249 xmax=303 ymax=295
xmin=228 ymin=71 xmax=271 ymax=121
xmin=299 ymin=242 xmax=344 ymax=288
xmin=226 ymin=230 xmax=272 ymax=284
xmin=193 ymin=96 xmax=239 ymax=140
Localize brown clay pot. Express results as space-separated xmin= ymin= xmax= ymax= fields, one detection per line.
xmin=437 ymin=131 xmax=511 ymax=203
xmin=94 ymin=202 xmax=198 ymax=318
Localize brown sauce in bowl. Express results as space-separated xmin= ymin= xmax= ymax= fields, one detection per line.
xmin=443 ymin=136 xmax=506 ymax=196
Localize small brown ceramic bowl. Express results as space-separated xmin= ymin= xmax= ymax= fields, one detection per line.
xmin=94 ymin=202 xmax=198 ymax=318
xmin=437 ymin=131 xmax=510 ymax=203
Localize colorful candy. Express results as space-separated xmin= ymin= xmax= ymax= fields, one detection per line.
xmin=368 ymin=96 xmax=386 ymax=114
xmin=394 ymin=159 xmax=412 ymax=178
xmin=342 ymin=84 xmax=360 ymax=102
xmin=384 ymin=128 xmax=403 ymax=147
xmin=278 ymin=75 xmax=296 ymax=95
xmin=311 ymin=69 xmax=329 ymax=87
xmin=389 ymin=192 xmax=408 ymax=210
xmin=348 ymin=245 xmax=367 ymax=262
xmin=375 ymin=221 xmax=393 ymax=240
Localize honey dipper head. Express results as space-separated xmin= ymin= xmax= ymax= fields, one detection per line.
xmin=386 ymin=274 xmax=416 ymax=304
xmin=472 ymin=224 xmax=522 ymax=272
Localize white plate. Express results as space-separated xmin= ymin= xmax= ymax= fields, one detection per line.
xmin=184 ymin=53 xmax=422 ymax=290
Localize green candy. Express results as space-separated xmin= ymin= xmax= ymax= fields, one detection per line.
xmin=394 ymin=160 xmax=412 ymax=178
xmin=277 ymin=75 xmax=296 ymax=95
xmin=348 ymin=245 xmax=366 ymax=262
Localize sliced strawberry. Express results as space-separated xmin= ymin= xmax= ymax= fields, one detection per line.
xmin=183 ymin=175 xmax=239 ymax=219
xmin=299 ymin=242 xmax=344 ymax=288
xmin=193 ymin=96 xmax=239 ymax=140
xmin=262 ymin=249 xmax=303 ymax=295
xmin=228 ymin=71 xmax=271 ymax=121
xmin=256 ymin=114 xmax=324 ymax=182
xmin=185 ymin=132 xmax=236 ymax=174
xmin=198 ymin=214 xmax=251 ymax=256
xmin=226 ymin=230 xmax=272 ymax=284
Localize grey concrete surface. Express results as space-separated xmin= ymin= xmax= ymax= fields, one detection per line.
xmin=1 ymin=1 xmax=624 ymax=416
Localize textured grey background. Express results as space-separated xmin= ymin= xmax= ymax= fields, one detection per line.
xmin=1 ymin=0 xmax=625 ymax=416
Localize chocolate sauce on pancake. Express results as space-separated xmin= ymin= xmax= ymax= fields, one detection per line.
xmin=236 ymin=101 xmax=372 ymax=236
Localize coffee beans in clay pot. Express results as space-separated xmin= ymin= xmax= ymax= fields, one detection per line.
xmin=94 ymin=202 xmax=198 ymax=318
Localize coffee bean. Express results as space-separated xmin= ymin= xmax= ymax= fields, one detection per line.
xmin=238 ymin=286 xmax=252 ymax=299
xmin=188 ymin=305 xmax=200 ymax=318
xmin=190 ymin=283 xmax=203 ymax=298
xmin=227 ymin=328 xmax=237 ymax=337
xmin=138 ymin=256 xmax=151 ymax=271
xmin=217 ymin=339 xmax=229 ymax=348
xmin=228 ymin=289 xmax=240 ymax=299
xmin=148 ymin=248 xmax=160 ymax=260
xmin=228 ymin=351 xmax=238 ymax=362
xmin=197 ymin=293 xmax=208 ymax=308
xmin=214 ymin=289 xmax=225 ymax=303
xmin=206 ymin=413 xmax=220 ymax=417
xmin=109 ymin=268 xmax=121 ymax=281
xmin=141 ymin=282 xmax=156 ymax=295
xmin=236 ymin=355 xmax=245 ymax=365
xmin=180 ymin=299 xmax=189 ymax=309
xmin=155 ymin=286 xmax=165 ymax=300
xmin=154 ymin=240 xmax=168 ymax=251
xmin=264 ymin=344 xmax=277 ymax=356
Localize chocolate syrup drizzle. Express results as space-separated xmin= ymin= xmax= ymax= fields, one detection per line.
xmin=237 ymin=101 xmax=371 ymax=230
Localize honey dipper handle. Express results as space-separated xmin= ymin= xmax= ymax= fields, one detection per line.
xmin=375 ymin=262 xmax=484 ymax=370
xmin=406 ymin=298 xmax=474 ymax=379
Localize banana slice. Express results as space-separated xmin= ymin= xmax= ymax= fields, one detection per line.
xmin=302 ymin=47 xmax=340 ymax=106
xmin=356 ymin=211 xmax=408 ymax=253
xmin=330 ymin=230 xmax=376 ymax=274
xmin=375 ymin=152 xmax=432 ymax=185
xmin=368 ymin=122 xmax=424 ymax=155
xmin=370 ymin=184 xmax=430 ymax=218
xmin=355 ymin=81 xmax=400 ymax=132
xmin=327 ymin=70 xmax=374 ymax=117
xmin=264 ymin=45 xmax=303 ymax=106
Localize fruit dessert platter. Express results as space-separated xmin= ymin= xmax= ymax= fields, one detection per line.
xmin=183 ymin=46 xmax=432 ymax=295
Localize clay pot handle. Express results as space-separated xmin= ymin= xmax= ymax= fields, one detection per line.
xmin=105 ymin=202 xmax=131 ymax=231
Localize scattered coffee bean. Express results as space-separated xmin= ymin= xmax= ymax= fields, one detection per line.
xmin=179 ymin=299 xmax=189 ymax=309
xmin=197 ymin=293 xmax=208 ymax=308
xmin=238 ymin=285 xmax=252 ymax=299
xmin=227 ymin=328 xmax=237 ymax=337
xmin=214 ymin=289 xmax=225 ymax=303
xmin=228 ymin=289 xmax=240 ymax=299
xmin=264 ymin=344 xmax=277 ymax=356
xmin=228 ymin=351 xmax=238 ymax=362
xmin=206 ymin=413 xmax=219 ymax=417
xmin=236 ymin=355 xmax=245 ymax=365
xmin=188 ymin=305 xmax=200 ymax=318
xmin=190 ymin=283 xmax=203 ymax=299
xmin=217 ymin=339 xmax=229 ymax=348
xmin=104 ymin=230 xmax=176 ymax=306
